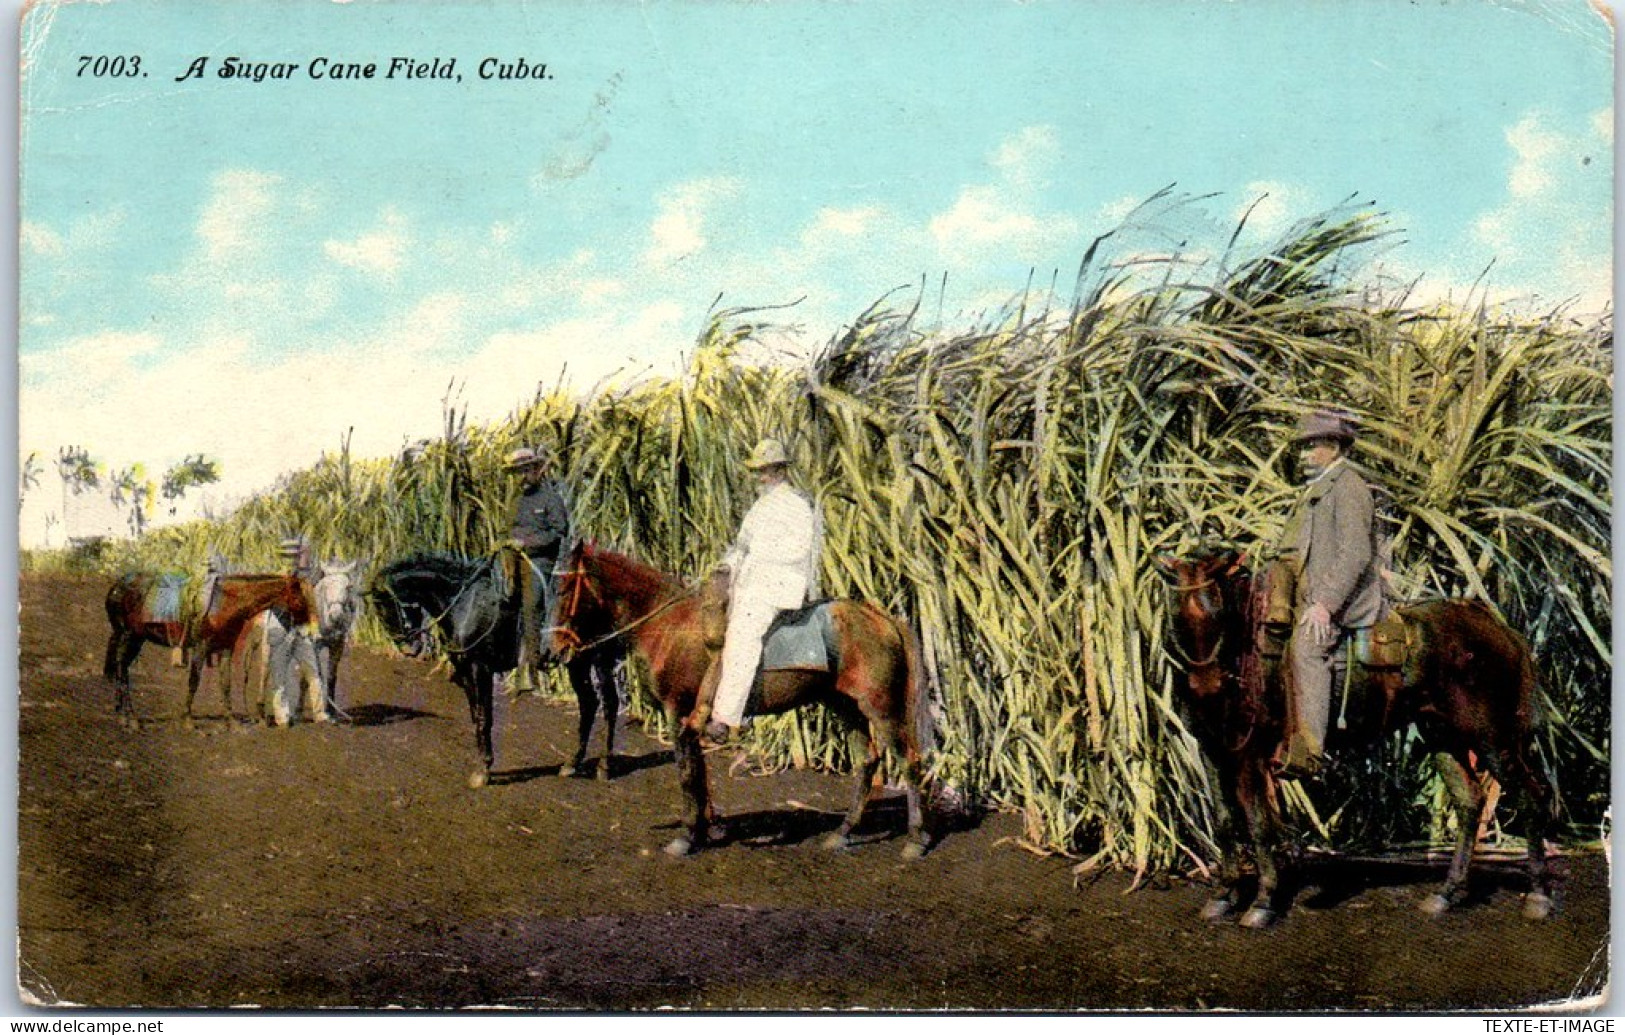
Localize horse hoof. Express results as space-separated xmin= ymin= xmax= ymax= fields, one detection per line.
xmin=1419 ymin=893 xmax=1453 ymax=917
xmin=1201 ymin=898 xmax=1238 ymax=923
xmin=1523 ymin=893 xmax=1555 ymax=921
xmin=558 ymin=764 xmax=577 ymax=779
xmin=468 ymin=770 xmax=489 ymax=790
xmin=1238 ymin=907 xmax=1276 ymax=930
xmin=597 ymin=760 xmax=614 ymax=782
xmin=900 ymin=839 xmax=928 ymax=862
xmin=821 ymin=832 xmax=850 ymax=853
xmin=664 ymin=836 xmax=694 ymax=858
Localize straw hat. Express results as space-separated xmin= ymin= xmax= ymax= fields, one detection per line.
xmin=743 ymin=438 xmax=791 ymax=470
xmin=504 ymin=445 xmax=554 ymax=472
xmin=1293 ymin=411 xmax=1356 ymax=445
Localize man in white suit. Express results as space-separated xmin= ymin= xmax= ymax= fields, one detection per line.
xmin=690 ymin=437 xmax=823 ymax=742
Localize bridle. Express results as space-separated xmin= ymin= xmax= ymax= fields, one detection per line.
xmin=552 ymin=556 xmax=697 ymax=658
xmin=371 ymin=581 xmax=437 ymax=658
xmin=1164 ymin=575 xmax=1228 ymax=672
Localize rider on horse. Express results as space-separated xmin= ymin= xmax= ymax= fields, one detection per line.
xmin=504 ymin=444 xmax=571 ymax=692
xmin=1273 ymin=410 xmax=1385 ymax=779
xmin=688 ymin=437 xmax=824 ymax=745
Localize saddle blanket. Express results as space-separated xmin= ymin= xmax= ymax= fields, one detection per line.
xmin=759 ymin=601 xmax=835 ymax=672
xmin=148 ymin=574 xmax=192 ymax=623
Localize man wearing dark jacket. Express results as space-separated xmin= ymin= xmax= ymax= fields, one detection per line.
xmin=505 ymin=445 xmax=570 ymax=688
xmin=1274 ymin=411 xmax=1384 ymax=778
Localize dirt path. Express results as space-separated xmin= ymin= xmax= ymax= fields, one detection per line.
xmin=16 ymin=574 xmax=1608 ymax=1011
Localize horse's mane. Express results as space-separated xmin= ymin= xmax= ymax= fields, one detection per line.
xmin=382 ymin=552 xmax=490 ymax=582
xmin=583 ymin=544 xmax=687 ymax=598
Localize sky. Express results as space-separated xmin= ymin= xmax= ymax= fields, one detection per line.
xmin=15 ymin=0 xmax=1615 ymax=547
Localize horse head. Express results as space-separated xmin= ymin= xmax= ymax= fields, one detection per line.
xmin=314 ymin=561 xmax=361 ymax=640
xmin=1158 ymin=549 xmax=1249 ymax=701
xmin=367 ymin=565 xmax=437 ymax=659
xmin=553 ymin=541 xmax=609 ymax=658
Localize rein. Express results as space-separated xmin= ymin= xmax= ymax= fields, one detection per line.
xmin=554 ymin=562 xmax=697 ymax=656
xmin=1165 ymin=577 xmax=1225 ymax=671
xmin=1165 ymin=631 xmax=1225 ymax=672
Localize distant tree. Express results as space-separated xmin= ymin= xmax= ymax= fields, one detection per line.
xmin=56 ymin=446 xmax=99 ymax=539
xmin=161 ymin=454 xmax=221 ymax=517
xmin=109 ymin=465 xmax=156 ymax=537
xmin=20 ymin=452 xmax=40 ymax=515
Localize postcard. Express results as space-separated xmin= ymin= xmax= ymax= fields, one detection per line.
xmin=15 ymin=0 xmax=1613 ymax=1015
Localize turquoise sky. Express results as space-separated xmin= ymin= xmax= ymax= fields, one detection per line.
xmin=16 ymin=0 xmax=1614 ymax=543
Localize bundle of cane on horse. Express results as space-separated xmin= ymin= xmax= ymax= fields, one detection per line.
xmin=1159 ymin=548 xmax=1557 ymax=928
xmin=552 ymin=540 xmax=935 ymax=860
xmin=103 ymin=570 xmax=317 ymax=729
xmin=367 ymin=547 xmax=621 ymax=787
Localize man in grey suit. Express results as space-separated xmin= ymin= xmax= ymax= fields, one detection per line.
xmin=1273 ymin=411 xmax=1384 ymax=778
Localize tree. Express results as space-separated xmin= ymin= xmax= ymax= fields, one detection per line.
xmin=108 ymin=465 xmax=156 ymax=537
xmin=20 ymin=452 xmax=40 ymax=515
xmin=56 ymin=445 xmax=99 ymax=540
xmin=160 ymin=454 xmax=221 ymax=517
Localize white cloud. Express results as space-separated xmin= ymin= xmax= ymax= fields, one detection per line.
xmin=1504 ymin=114 xmax=1564 ymax=199
xmin=324 ymin=208 xmax=411 ymax=277
xmin=21 ymin=221 xmax=62 ymax=257
xmin=927 ymin=128 xmax=1081 ymax=266
xmin=1233 ymin=180 xmax=1308 ymax=238
xmin=197 ymin=169 xmax=284 ymax=264
xmin=803 ymin=205 xmax=884 ymax=246
xmin=1465 ymin=108 xmax=1611 ymax=312
xmin=931 ymin=186 xmax=1042 ymax=249
xmin=644 ymin=178 xmax=739 ymax=266
xmin=991 ymin=125 xmax=1060 ymax=189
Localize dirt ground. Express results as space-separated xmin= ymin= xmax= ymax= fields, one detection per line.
xmin=16 ymin=573 xmax=1610 ymax=1012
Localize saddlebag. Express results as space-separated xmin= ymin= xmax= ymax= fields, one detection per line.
xmin=1355 ymin=612 xmax=1410 ymax=670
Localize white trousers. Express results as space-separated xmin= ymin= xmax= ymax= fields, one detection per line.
xmin=712 ymin=598 xmax=784 ymax=726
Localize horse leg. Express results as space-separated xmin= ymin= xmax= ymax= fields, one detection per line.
xmin=184 ymin=652 xmax=204 ymax=730
xmin=1422 ymin=749 xmax=1486 ymax=916
xmin=464 ymin=666 xmax=495 ymax=788
xmin=215 ymin=648 xmax=241 ymax=727
xmin=112 ymin=635 xmax=142 ymax=729
xmin=1200 ymin=759 xmax=1250 ymax=922
xmin=1237 ymin=760 xmax=1289 ymax=928
xmin=594 ymin=653 xmax=618 ymax=781
xmin=666 ymin=708 xmax=714 ymax=857
xmin=560 ymin=656 xmax=596 ymax=779
xmin=823 ymin=724 xmax=880 ymax=852
xmin=1491 ymin=739 xmax=1557 ymax=919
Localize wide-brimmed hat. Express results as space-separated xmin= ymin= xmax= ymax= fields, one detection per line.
xmin=1294 ymin=411 xmax=1356 ymax=445
xmin=743 ymin=438 xmax=791 ymax=470
xmin=504 ymin=445 xmax=554 ymax=471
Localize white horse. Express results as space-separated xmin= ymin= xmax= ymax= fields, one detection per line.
xmin=246 ymin=561 xmax=362 ymax=726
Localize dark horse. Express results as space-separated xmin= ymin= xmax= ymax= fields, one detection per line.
xmin=1160 ymin=549 xmax=1556 ymax=928
xmin=552 ymin=540 xmax=934 ymax=859
xmin=368 ymin=550 xmax=622 ymax=787
xmin=104 ymin=571 xmax=315 ymax=729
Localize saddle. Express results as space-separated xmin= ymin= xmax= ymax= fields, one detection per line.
xmin=700 ymin=575 xmax=836 ymax=674
xmin=759 ymin=602 xmax=836 ymax=673
xmin=1255 ymin=559 xmax=1413 ymax=671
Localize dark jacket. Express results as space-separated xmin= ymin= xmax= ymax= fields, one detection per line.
xmin=1280 ymin=460 xmax=1384 ymax=628
xmin=511 ymin=480 xmax=570 ymax=557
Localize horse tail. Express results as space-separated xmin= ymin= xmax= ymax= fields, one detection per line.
xmin=894 ymin=613 xmax=935 ymax=760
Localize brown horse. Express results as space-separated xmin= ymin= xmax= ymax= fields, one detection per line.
xmin=104 ymin=572 xmax=316 ymax=728
xmin=552 ymin=540 xmax=934 ymax=859
xmin=1159 ymin=549 xmax=1556 ymax=928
